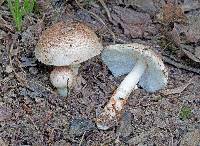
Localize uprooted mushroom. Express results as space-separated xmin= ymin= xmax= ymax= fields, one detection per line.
xmin=35 ymin=21 xmax=103 ymax=96
xmin=96 ymin=43 xmax=168 ymax=130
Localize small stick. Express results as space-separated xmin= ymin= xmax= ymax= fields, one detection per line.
xmin=163 ymin=56 xmax=200 ymax=74
xmin=98 ymin=0 xmax=111 ymax=20
xmin=79 ymin=131 xmax=86 ymax=146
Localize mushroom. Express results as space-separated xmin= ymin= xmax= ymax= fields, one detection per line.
xmin=50 ymin=67 xmax=75 ymax=96
xmin=96 ymin=43 xmax=168 ymax=130
xmin=35 ymin=21 xmax=103 ymax=96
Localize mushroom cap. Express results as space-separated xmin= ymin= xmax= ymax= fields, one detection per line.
xmin=50 ymin=67 xmax=75 ymax=88
xmin=35 ymin=21 xmax=103 ymax=66
xmin=101 ymin=43 xmax=168 ymax=92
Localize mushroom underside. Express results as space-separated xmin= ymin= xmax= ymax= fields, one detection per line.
xmin=101 ymin=48 xmax=167 ymax=92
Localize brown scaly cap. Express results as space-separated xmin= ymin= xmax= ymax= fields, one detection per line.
xmin=35 ymin=21 xmax=103 ymax=66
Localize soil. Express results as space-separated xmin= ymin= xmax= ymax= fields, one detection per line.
xmin=0 ymin=0 xmax=200 ymax=146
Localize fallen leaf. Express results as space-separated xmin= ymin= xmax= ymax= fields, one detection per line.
xmin=0 ymin=29 xmax=6 ymax=40
xmin=185 ymin=12 xmax=200 ymax=43
xmin=166 ymin=11 xmax=200 ymax=44
xmin=165 ymin=25 xmax=181 ymax=46
xmin=124 ymin=0 xmax=157 ymax=14
xmin=159 ymin=3 xmax=187 ymax=24
xmin=111 ymin=6 xmax=157 ymax=38
xmin=5 ymin=65 xmax=13 ymax=73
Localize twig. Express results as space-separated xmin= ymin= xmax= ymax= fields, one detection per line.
xmin=162 ymin=56 xmax=200 ymax=75
xmin=161 ymin=42 xmax=172 ymax=53
xmin=74 ymin=0 xmax=116 ymax=43
xmin=98 ymin=0 xmax=111 ymax=20
xmin=78 ymin=131 xmax=86 ymax=146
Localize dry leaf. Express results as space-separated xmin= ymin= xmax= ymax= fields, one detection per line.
xmin=0 ymin=138 xmax=8 ymax=146
xmin=124 ymin=0 xmax=157 ymax=13
xmin=166 ymin=25 xmax=181 ymax=46
xmin=111 ymin=6 xmax=157 ymax=38
xmin=160 ymin=3 xmax=187 ymax=24
xmin=167 ymin=11 xmax=200 ymax=44
xmin=185 ymin=13 xmax=200 ymax=43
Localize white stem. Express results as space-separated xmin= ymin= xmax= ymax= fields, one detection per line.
xmin=96 ymin=59 xmax=147 ymax=130
xmin=57 ymin=87 xmax=70 ymax=97
xmin=113 ymin=59 xmax=147 ymax=110
xmin=50 ymin=66 xmax=75 ymax=97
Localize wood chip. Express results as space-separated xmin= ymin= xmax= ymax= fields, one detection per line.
xmin=161 ymin=3 xmax=187 ymax=24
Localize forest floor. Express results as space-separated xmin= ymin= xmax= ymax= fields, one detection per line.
xmin=0 ymin=0 xmax=200 ymax=146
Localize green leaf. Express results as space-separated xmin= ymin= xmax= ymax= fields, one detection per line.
xmin=179 ymin=106 xmax=192 ymax=120
xmin=23 ymin=0 xmax=35 ymax=15
xmin=7 ymin=0 xmax=35 ymax=31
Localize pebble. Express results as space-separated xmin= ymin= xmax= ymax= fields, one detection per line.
xmin=69 ymin=118 xmax=95 ymax=137
xmin=117 ymin=111 xmax=133 ymax=138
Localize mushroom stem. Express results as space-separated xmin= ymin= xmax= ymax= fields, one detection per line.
xmin=50 ymin=67 xmax=75 ymax=97
xmin=57 ymin=87 xmax=70 ymax=97
xmin=112 ymin=59 xmax=147 ymax=109
xmin=96 ymin=59 xmax=147 ymax=130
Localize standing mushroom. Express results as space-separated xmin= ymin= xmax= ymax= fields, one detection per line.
xmin=35 ymin=21 xmax=103 ymax=96
xmin=50 ymin=66 xmax=75 ymax=96
xmin=96 ymin=43 xmax=168 ymax=130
